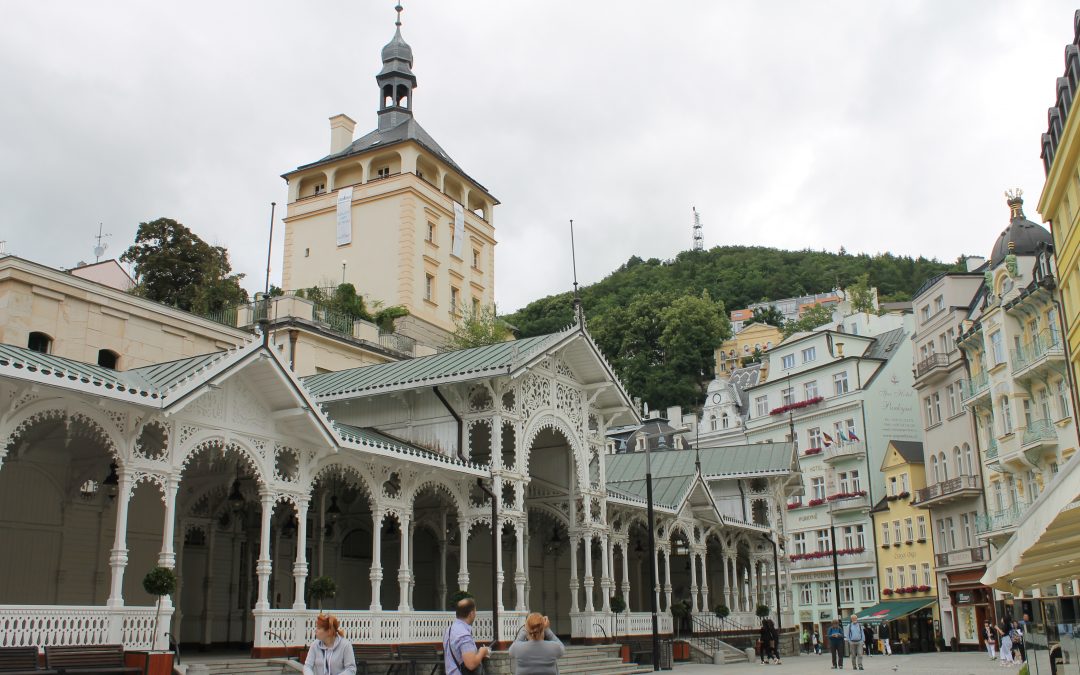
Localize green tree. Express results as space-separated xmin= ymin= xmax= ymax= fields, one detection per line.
xmin=121 ymin=217 xmax=247 ymax=313
xmin=783 ymin=303 xmax=834 ymax=337
xmin=749 ymin=305 xmax=785 ymax=328
xmin=447 ymin=304 xmax=512 ymax=350
xmin=847 ymin=273 xmax=877 ymax=314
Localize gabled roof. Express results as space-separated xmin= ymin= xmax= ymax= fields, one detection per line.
xmin=887 ymin=440 xmax=924 ymax=464
xmin=864 ymin=327 xmax=908 ymax=361
xmin=605 ymin=444 xmax=795 ymax=485
xmin=335 ymin=423 xmax=485 ymax=474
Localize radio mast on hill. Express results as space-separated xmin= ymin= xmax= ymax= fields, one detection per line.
xmin=692 ymin=207 xmax=704 ymax=251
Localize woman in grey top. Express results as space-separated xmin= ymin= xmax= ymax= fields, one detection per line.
xmin=509 ymin=613 xmax=565 ymax=675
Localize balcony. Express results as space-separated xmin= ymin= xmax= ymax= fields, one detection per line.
xmin=828 ymin=493 xmax=871 ymax=516
xmin=823 ymin=441 xmax=867 ymax=464
xmin=976 ymin=501 xmax=1031 ymax=541
xmin=913 ymin=475 xmax=982 ymax=508
xmin=983 ymin=438 xmax=999 ymax=461
xmin=915 ymin=352 xmax=952 ymax=382
xmin=789 ymin=548 xmax=876 ymax=571
xmin=962 ymin=371 xmax=990 ymax=403
xmin=1012 ymin=330 xmax=1066 ymax=380
xmin=935 ymin=546 xmax=990 ymax=569
xmin=1021 ymin=418 xmax=1058 ymax=454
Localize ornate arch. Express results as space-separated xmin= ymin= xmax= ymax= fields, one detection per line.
xmin=407 ymin=478 xmax=466 ymax=519
xmin=1 ymin=398 xmax=125 ymax=460
xmin=309 ymin=460 xmax=377 ymax=509
xmin=521 ymin=413 xmax=587 ymax=488
xmin=179 ymin=433 xmax=267 ymax=484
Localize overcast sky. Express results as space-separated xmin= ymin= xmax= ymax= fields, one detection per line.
xmin=1 ymin=1 xmax=1075 ymax=313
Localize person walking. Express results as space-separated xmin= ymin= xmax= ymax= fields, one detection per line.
xmin=509 ymin=613 xmax=564 ymax=675
xmin=879 ymin=622 xmax=892 ymax=656
xmin=813 ymin=629 xmax=822 ymax=655
xmin=983 ymin=620 xmax=997 ymax=660
xmin=845 ymin=615 xmax=865 ymax=671
xmin=828 ymin=620 xmax=845 ymax=669
xmin=997 ymin=615 xmax=1014 ymax=667
xmin=1010 ymin=620 xmax=1025 ymax=664
xmin=863 ymin=623 xmax=875 ymax=656
xmin=767 ymin=619 xmax=782 ymax=665
xmin=445 ymin=598 xmax=490 ymax=675
xmin=801 ymin=627 xmax=811 ymax=654
xmin=303 ymin=613 xmax=357 ymax=675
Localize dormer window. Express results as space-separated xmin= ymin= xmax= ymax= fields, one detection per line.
xmin=27 ymin=331 xmax=52 ymax=354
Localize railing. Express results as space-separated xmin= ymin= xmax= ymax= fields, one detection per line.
xmin=788 ymin=549 xmax=876 ymax=570
xmin=1022 ymin=418 xmax=1057 ymax=446
xmin=623 ymin=612 xmax=674 ymax=636
xmin=976 ymin=501 xmax=1030 ymax=535
xmin=984 ymin=438 xmax=999 ymax=460
xmin=0 ymin=605 xmax=160 ymax=651
xmin=828 ymin=493 xmax=870 ymax=514
xmin=379 ymin=331 xmax=416 ymax=355
xmin=823 ymin=441 xmax=866 ymax=463
xmin=963 ymin=372 xmax=990 ymax=399
xmin=1013 ymin=330 xmax=1065 ymax=372
xmin=915 ymin=353 xmax=951 ymax=377
xmin=935 ymin=546 xmax=989 ymax=568
xmin=914 ymin=475 xmax=981 ymax=504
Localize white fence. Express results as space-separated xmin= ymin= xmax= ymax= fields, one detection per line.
xmin=256 ymin=610 xmax=530 ymax=647
xmin=0 ymin=605 xmax=161 ymax=651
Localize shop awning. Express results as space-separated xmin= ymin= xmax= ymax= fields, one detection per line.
xmin=981 ymin=453 xmax=1080 ymax=594
xmin=852 ymin=598 xmax=937 ymax=624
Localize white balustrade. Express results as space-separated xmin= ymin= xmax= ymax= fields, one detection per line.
xmin=0 ymin=605 xmax=158 ymax=651
xmin=254 ymin=610 xmax=529 ymax=648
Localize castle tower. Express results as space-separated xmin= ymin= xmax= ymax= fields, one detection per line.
xmin=281 ymin=5 xmax=498 ymax=347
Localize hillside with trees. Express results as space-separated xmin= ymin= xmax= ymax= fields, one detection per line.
xmin=505 ymin=246 xmax=960 ymax=410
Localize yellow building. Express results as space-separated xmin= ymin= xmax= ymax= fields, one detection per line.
xmin=715 ymin=322 xmax=782 ymax=375
xmin=867 ymin=441 xmax=940 ymax=651
xmin=1036 ymin=20 xmax=1080 ymax=437
xmin=281 ymin=17 xmax=498 ymax=348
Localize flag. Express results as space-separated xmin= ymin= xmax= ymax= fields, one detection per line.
xmin=836 ymin=428 xmax=849 ymax=443
xmin=822 ymin=432 xmax=835 ymax=447
xmin=848 ymin=429 xmax=860 ymax=441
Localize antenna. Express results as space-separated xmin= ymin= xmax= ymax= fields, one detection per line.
xmin=692 ymin=207 xmax=703 ymax=252
xmin=93 ymin=223 xmax=111 ymax=263
xmin=570 ymin=219 xmax=583 ymax=325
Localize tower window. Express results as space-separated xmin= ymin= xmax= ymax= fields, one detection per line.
xmin=313 ymin=183 xmax=325 ymax=195
xmin=304 ymin=248 xmax=310 ymax=257
xmin=377 ymin=167 xmax=390 ymax=179
xmin=425 ymin=274 xmax=434 ymax=302
xmin=450 ymin=287 xmax=459 ymax=315
xmin=27 ymin=332 xmax=52 ymax=354
xmin=97 ymin=349 xmax=119 ymax=370
xmin=426 ymin=222 xmax=435 ymax=243
xmin=472 ymin=248 xmax=481 ymax=270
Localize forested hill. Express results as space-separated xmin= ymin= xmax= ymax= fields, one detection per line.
xmin=503 ymin=246 xmax=959 ymax=410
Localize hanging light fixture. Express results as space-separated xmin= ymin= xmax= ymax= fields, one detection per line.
xmin=227 ymin=478 xmax=246 ymax=514
xmin=325 ymin=495 xmax=342 ymax=524
xmin=103 ymin=462 xmax=119 ymax=500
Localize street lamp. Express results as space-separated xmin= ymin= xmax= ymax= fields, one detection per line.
xmin=341 ymin=260 xmax=347 ymax=285
xmin=644 ymin=441 xmax=660 ymax=671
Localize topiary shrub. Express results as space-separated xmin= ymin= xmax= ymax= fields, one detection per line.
xmin=448 ymin=590 xmax=474 ymax=610
xmin=143 ymin=567 xmax=177 ymax=650
xmin=756 ymin=604 xmax=771 ymax=619
xmin=714 ymin=604 xmax=730 ymax=620
xmin=610 ymin=594 xmax=627 ymax=614
xmin=309 ymin=576 xmax=337 ymax=610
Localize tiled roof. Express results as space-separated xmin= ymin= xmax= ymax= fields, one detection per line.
xmin=302 ymin=330 xmax=568 ymax=400
xmin=864 ymin=327 xmax=908 ymax=361
xmin=888 ymin=440 xmax=924 ymax=464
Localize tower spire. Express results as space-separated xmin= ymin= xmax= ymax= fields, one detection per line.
xmin=570 ymin=219 xmax=584 ymax=326
xmin=395 ymin=2 xmax=403 ymax=27
xmin=377 ymin=2 xmax=416 ymax=131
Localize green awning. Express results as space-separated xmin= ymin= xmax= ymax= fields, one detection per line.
xmin=853 ymin=598 xmax=936 ymax=624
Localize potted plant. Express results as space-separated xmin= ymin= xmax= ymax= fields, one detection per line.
xmin=448 ymin=589 xmax=474 ymax=610
xmin=714 ymin=604 xmax=730 ymax=620
xmin=309 ymin=575 xmax=337 ymax=610
xmin=142 ymin=567 xmax=177 ymax=651
xmin=755 ymin=604 xmax=771 ymax=619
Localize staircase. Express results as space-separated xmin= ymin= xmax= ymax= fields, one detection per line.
xmin=687 ymin=636 xmax=748 ymax=665
xmin=486 ymin=644 xmax=652 ymax=675
xmin=181 ymin=659 xmax=294 ymax=675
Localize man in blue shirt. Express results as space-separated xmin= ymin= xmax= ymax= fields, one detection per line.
xmin=845 ymin=614 xmax=864 ymax=670
xmin=444 ymin=598 xmax=490 ymax=675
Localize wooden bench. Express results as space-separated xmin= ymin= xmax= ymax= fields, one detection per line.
xmin=352 ymin=644 xmax=402 ymax=675
xmin=0 ymin=647 xmax=58 ymax=675
xmin=43 ymin=645 xmax=142 ymax=675
xmin=625 ymin=640 xmax=653 ymax=664
xmin=396 ymin=645 xmax=442 ymax=675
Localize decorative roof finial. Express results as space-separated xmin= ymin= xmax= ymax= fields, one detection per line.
xmin=395 ymin=3 xmax=403 ymax=27
xmin=1005 ymin=188 xmax=1024 ymax=219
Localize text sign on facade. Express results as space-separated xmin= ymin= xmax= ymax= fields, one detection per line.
xmin=336 ymin=187 xmax=354 ymax=246
xmin=452 ymin=201 xmax=465 ymax=257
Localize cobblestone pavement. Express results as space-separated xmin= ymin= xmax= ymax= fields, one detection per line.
xmin=671 ymin=649 xmax=1073 ymax=674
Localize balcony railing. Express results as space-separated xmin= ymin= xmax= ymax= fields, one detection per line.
xmin=915 ymin=352 xmax=951 ymax=378
xmin=789 ymin=549 xmax=876 ymax=570
xmin=1013 ymin=330 xmax=1065 ymax=373
xmin=1022 ymin=418 xmax=1057 ymax=446
xmin=828 ymin=493 xmax=870 ymax=515
xmin=983 ymin=438 xmax=999 ymax=460
xmin=914 ymin=475 xmax=981 ymax=505
xmin=976 ymin=501 xmax=1030 ymax=535
xmin=935 ymin=546 xmax=989 ymax=568
xmin=823 ymin=441 xmax=867 ymax=464
xmin=963 ymin=372 xmax=990 ymax=400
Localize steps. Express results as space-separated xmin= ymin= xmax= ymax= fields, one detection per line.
xmin=183 ymin=659 xmax=293 ymax=675
xmin=687 ymin=637 xmax=748 ymax=665
xmin=486 ymin=644 xmax=652 ymax=675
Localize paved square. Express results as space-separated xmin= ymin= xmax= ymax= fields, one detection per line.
xmin=670 ymin=650 xmax=1068 ymax=675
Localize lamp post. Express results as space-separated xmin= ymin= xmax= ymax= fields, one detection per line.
xmin=645 ymin=441 xmax=660 ymax=671
xmin=341 ymin=260 xmax=347 ymax=285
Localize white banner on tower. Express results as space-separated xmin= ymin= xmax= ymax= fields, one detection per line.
xmin=336 ymin=187 xmax=354 ymax=246
xmin=452 ymin=201 xmax=465 ymax=257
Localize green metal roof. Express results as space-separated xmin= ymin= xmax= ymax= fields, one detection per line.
xmin=0 ymin=343 xmax=159 ymax=398
xmin=302 ymin=331 xmax=567 ymax=399
xmin=604 ymin=444 xmax=794 ymax=485
xmin=129 ymin=352 xmax=227 ymax=392
xmin=606 ymin=476 xmax=694 ymax=509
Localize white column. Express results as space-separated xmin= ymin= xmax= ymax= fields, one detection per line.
xmin=569 ymin=536 xmax=580 ymax=613
xmin=494 ymin=521 xmax=504 ymax=612
xmin=202 ymin=524 xmax=215 ymax=645
xmin=663 ymin=548 xmax=673 ymax=611
xmin=514 ymin=522 xmax=526 ymax=611
xmin=255 ymin=491 xmax=274 ymax=610
xmin=700 ymin=549 xmax=710 ymax=612
xmin=408 ymin=520 xmax=416 ymax=608
xmin=370 ymin=511 xmax=383 ymax=611
xmin=600 ymin=534 xmax=611 ymax=612
xmin=653 ymin=546 xmax=662 ymax=611
xmin=159 ymin=473 xmax=180 ymax=570
xmin=457 ymin=521 xmax=470 ymax=593
xmin=583 ymin=534 xmax=595 ymax=612
xmin=292 ymin=498 xmax=309 ymax=610
xmin=317 ymin=491 xmax=326 ymax=576
xmin=398 ymin=513 xmax=412 ymax=611
xmin=438 ymin=511 xmax=448 ymax=609
xmin=689 ymin=549 xmax=699 ymax=613
xmin=107 ymin=469 xmax=132 ymax=607
xmin=723 ymin=555 xmax=732 ymax=610
xmin=621 ymin=541 xmax=631 ymax=606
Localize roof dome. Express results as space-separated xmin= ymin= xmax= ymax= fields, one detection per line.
xmin=381 ymin=26 xmax=413 ymax=66
xmin=990 ymin=192 xmax=1053 ymax=266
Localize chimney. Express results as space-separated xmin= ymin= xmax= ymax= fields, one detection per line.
xmin=964 ymin=256 xmax=986 ymax=272
xmin=329 ymin=114 xmax=356 ymax=155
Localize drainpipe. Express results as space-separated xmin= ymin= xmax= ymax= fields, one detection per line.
xmin=737 ymin=480 xmax=748 ymax=522
xmin=288 ymin=329 xmax=299 ymax=371
xmin=433 ymin=386 xmax=464 ymax=458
